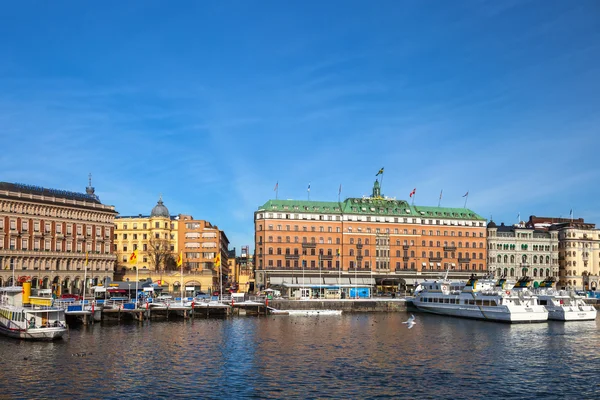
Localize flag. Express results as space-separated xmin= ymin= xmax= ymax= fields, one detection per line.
xmin=4 ymin=264 xmax=8 ymax=270
xmin=85 ymin=252 xmax=89 ymax=266
xmin=338 ymin=184 xmax=342 ymax=195
xmin=409 ymin=188 xmax=416 ymax=197
xmin=129 ymin=249 xmax=138 ymax=264
xmin=307 ymin=183 xmax=311 ymax=192
xmin=336 ymin=249 xmax=341 ymax=256
xmin=376 ymin=167 xmax=384 ymax=176
xmin=176 ymin=251 xmax=183 ymax=267
xmin=463 ymin=191 xmax=469 ymax=197
xmin=439 ymin=189 xmax=443 ymax=200
xmin=214 ymin=253 xmax=221 ymax=267
xmin=569 ymin=209 xmax=573 ymax=217
xmin=274 ymin=182 xmax=278 ymax=191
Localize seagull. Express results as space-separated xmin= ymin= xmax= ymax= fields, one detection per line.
xmin=402 ymin=314 xmax=416 ymax=329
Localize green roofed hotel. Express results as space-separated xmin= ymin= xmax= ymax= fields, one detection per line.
xmin=254 ymin=180 xmax=487 ymax=298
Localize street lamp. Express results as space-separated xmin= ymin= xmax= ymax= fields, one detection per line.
xmin=128 ymin=282 xmax=131 ymax=302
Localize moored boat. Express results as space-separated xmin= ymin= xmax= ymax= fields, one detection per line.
xmin=534 ymin=278 xmax=597 ymax=321
xmin=0 ymin=284 xmax=67 ymax=340
xmin=412 ymin=275 xmax=548 ymax=323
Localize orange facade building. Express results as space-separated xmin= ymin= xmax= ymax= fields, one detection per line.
xmin=254 ymin=181 xmax=487 ymax=292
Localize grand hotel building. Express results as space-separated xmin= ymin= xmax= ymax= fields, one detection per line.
xmin=254 ymin=181 xmax=487 ymax=292
xmin=0 ymin=181 xmax=117 ymax=294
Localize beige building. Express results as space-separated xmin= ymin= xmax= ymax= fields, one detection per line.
xmin=486 ymin=221 xmax=559 ymax=281
xmin=527 ymin=216 xmax=600 ymax=291
xmin=0 ymin=180 xmax=117 ymax=295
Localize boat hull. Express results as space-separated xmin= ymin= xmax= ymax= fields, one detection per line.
xmin=547 ymin=308 xmax=597 ymax=321
xmin=0 ymin=325 xmax=66 ymax=341
xmin=412 ymin=302 xmax=548 ymax=323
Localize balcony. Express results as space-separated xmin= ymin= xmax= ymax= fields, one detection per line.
xmin=356 ymin=244 xmax=363 ymax=249
xmin=402 ymin=256 xmax=410 ymax=261
xmin=458 ymin=258 xmax=471 ymax=263
xmin=429 ymin=257 xmax=442 ymax=262
xmin=403 ymin=245 xmax=410 ymax=250
xmin=444 ymin=246 xmax=456 ymax=251
xmin=285 ymin=254 xmax=299 ymax=260
xmin=302 ymin=243 xmax=316 ymax=248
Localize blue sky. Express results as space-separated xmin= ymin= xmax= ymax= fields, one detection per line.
xmin=1 ymin=0 xmax=599 ymax=252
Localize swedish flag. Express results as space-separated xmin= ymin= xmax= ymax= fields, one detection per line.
xmin=376 ymin=167 xmax=384 ymax=176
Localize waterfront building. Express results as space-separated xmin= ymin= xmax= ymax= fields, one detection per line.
xmin=177 ymin=214 xmax=230 ymax=293
xmin=114 ymin=201 xmax=230 ymax=295
xmin=114 ymin=196 xmax=179 ymax=276
xmin=228 ymin=246 xmax=255 ymax=293
xmin=0 ymin=179 xmax=117 ymax=294
xmin=486 ymin=221 xmax=559 ymax=281
xmin=527 ymin=216 xmax=600 ymax=291
xmin=254 ymin=181 xmax=487 ymax=295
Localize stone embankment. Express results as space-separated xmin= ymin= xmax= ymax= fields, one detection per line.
xmin=268 ymin=298 xmax=408 ymax=312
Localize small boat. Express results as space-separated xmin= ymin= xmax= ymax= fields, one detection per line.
xmin=286 ymin=310 xmax=343 ymax=316
xmin=412 ymin=274 xmax=548 ymax=323
xmin=534 ymin=278 xmax=597 ymax=321
xmin=0 ymin=285 xmax=67 ymax=340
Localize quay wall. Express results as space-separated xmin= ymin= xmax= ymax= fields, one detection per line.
xmin=268 ymin=299 xmax=408 ymax=313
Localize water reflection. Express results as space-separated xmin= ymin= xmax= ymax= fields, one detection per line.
xmin=0 ymin=314 xmax=598 ymax=399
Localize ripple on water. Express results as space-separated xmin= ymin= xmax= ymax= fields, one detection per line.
xmin=1 ymin=314 xmax=599 ymax=398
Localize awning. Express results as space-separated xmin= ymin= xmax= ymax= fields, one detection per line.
xmin=269 ymin=277 xmax=285 ymax=285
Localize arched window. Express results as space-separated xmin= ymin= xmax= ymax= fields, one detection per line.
xmin=350 ymin=238 xmax=354 ymax=244
xmin=396 ymin=250 xmax=401 ymax=257
xmin=268 ymin=248 xmax=273 ymax=255
xmin=349 ymin=249 xmax=354 ymax=256
xmin=277 ymin=248 xmax=282 ymax=255
xmin=365 ymin=239 xmax=369 ymax=245
xmin=510 ymin=255 xmax=515 ymax=263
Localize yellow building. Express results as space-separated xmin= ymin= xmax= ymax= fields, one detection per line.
xmin=114 ymin=196 xmax=178 ymax=283
xmin=114 ymin=198 xmax=230 ymax=295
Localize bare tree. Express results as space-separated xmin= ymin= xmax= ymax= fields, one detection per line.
xmin=147 ymin=238 xmax=174 ymax=273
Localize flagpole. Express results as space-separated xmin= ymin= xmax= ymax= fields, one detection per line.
xmin=463 ymin=192 xmax=469 ymax=208
xmin=82 ymin=255 xmax=87 ymax=306
xmin=380 ymin=171 xmax=384 ymax=197
xmin=135 ymin=259 xmax=138 ymax=308
xmin=180 ymin=255 xmax=184 ymax=302
xmin=438 ymin=189 xmax=443 ymax=207
xmin=307 ymin=183 xmax=310 ymax=201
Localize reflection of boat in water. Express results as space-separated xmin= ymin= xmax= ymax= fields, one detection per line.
xmin=532 ymin=278 xmax=597 ymax=321
xmin=413 ymin=275 xmax=548 ymax=323
xmin=0 ymin=284 xmax=67 ymax=340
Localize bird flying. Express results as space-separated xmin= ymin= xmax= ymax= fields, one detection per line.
xmin=402 ymin=314 xmax=416 ymax=329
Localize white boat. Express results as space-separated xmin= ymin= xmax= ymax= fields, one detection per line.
xmin=534 ymin=278 xmax=597 ymax=321
xmin=286 ymin=310 xmax=343 ymax=316
xmin=0 ymin=286 xmax=67 ymax=340
xmin=412 ymin=276 xmax=548 ymax=323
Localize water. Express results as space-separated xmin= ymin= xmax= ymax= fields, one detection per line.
xmin=1 ymin=313 xmax=599 ymax=399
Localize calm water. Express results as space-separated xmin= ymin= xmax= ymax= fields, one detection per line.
xmin=1 ymin=313 xmax=599 ymax=399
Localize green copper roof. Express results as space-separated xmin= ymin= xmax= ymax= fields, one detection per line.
xmin=257 ymin=198 xmax=485 ymax=221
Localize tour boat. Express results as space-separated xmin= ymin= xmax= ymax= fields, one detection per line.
xmin=534 ymin=278 xmax=597 ymax=321
xmin=0 ymin=286 xmax=67 ymax=340
xmin=412 ymin=275 xmax=548 ymax=323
